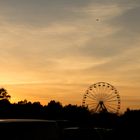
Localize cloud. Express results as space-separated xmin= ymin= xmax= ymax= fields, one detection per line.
xmin=0 ymin=1 xmax=138 ymax=69
xmin=0 ymin=1 xmax=138 ymax=76
xmin=0 ymin=0 xmax=93 ymax=27
xmin=110 ymin=6 xmax=140 ymax=37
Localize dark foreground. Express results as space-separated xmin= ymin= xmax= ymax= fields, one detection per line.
xmin=0 ymin=119 xmax=139 ymax=140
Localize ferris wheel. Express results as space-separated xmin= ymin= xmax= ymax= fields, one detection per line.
xmin=82 ymin=82 xmax=121 ymax=114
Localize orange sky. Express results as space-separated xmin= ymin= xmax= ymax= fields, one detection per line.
xmin=3 ymin=82 xmax=140 ymax=112
xmin=0 ymin=0 xmax=140 ymax=112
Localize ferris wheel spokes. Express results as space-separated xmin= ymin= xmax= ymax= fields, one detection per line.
xmin=82 ymin=82 xmax=121 ymax=114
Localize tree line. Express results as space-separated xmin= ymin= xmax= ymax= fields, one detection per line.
xmin=0 ymin=88 xmax=140 ymax=127
xmin=0 ymin=88 xmax=140 ymax=139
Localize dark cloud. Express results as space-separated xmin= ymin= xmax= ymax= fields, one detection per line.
xmin=110 ymin=6 xmax=140 ymax=34
xmin=0 ymin=0 xmax=93 ymax=27
xmin=0 ymin=0 xmax=134 ymax=27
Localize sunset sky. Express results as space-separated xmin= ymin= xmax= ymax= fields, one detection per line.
xmin=0 ymin=0 xmax=140 ymax=112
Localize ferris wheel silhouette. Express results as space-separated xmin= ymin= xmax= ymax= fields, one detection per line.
xmin=82 ymin=82 xmax=121 ymax=114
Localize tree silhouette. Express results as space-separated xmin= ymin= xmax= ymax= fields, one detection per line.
xmin=0 ymin=88 xmax=11 ymax=100
xmin=18 ymin=99 xmax=31 ymax=105
xmin=45 ymin=100 xmax=63 ymax=119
